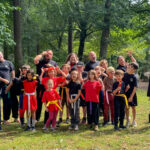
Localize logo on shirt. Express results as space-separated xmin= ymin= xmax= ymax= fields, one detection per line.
xmin=130 ymin=78 xmax=133 ymax=82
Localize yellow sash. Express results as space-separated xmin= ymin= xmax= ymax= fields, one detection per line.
xmin=47 ymin=100 xmax=62 ymax=111
xmin=61 ymin=87 xmax=68 ymax=105
xmin=116 ymin=94 xmax=129 ymax=109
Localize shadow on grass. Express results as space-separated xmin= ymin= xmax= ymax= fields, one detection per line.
xmin=0 ymin=121 xmax=149 ymax=139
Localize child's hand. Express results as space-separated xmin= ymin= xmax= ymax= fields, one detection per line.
xmin=45 ymin=107 xmax=49 ymax=112
xmin=128 ymin=51 xmax=133 ymax=57
xmin=117 ymin=87 xmax=121 ymax=91
xmin=128 ymin=97 xmax=133 ymax=102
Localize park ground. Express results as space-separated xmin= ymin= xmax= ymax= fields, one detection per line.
xmin=0 ymin=83 xmax=150 ymax=150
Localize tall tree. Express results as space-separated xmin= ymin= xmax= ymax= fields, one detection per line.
xmin=13 ymin=0 xmax=23 ymax=71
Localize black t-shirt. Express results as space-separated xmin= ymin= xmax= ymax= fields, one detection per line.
xmin=112 ymin=81 xmax=126 ymax=95
xmin=0 ymin=60 xmax=14 ymax=87
xmin=116 ymin=65 xmax=126 ymax=72
xmin=123 ymin=72 xmax=138 ymax=96
xmin=36 ymin=59 xmax=57 ymax=75
xmin=67 ymin=81 xmax=81 ymax=96
xmin=85 ymin=61 xmax=99 ymax=72
xmin=147 ymin=78 xmax=150 ymax=97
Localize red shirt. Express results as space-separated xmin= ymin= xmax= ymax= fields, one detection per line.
xmin=42 ymin=76 xmax=65 ymax=89
xmin=83 ymin=80 xmax=102 ymax=103
xmin=23 ymin=80 xmax=37 ymax=93
xmin=42 ymin=90 xmax=61 ymax=112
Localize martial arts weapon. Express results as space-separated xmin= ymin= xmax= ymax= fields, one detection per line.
xmin=47 ymin=100 xmax=62 ymax=111
xmin=25 ymin=92 xmax=35 ymax=116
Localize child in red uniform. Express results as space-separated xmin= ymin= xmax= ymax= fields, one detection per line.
xmin=42 ymin=79 xmax=61 ymax=131
xmin=23 ymin=70 xmax=39 ymax=131
xmin=83 ymin=70 xmax=102 ymax=131
xmin=41 ymin=66 xmax=66 ymax=127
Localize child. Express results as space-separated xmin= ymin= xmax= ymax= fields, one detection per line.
xmin=57 ymin=64 xmax=70 ymax=126
xmin=42 ymin=79 xmax=61 ymax=131
xmin=124 ymin=62 xmax=139 ymax=128
xmin=112 ymin=70 xmax=127 ymax=130
xmin=40 ymin=66 xmax=66 ymax=127
xmin=23 ymin=70 xmax=40 ymax=131
xmin=76 ymin=61 xmax=88 ymax=124
xmin=103 ymin=67 xmax=115 ymax=125
xmin=67 ymin=70 xmax=81 ymax=130
xmin=147 ymin=76 xmax=150 ymax=122
xmin=83 ymin=70 xmax=102 ymax=131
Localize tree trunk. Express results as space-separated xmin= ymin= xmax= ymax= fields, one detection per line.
xmin=68 ymin=17 xmax=73 ymax=54
xmin=100 ymin=0 xmax=111 ymax=58
xmin=78 ymin=27 xmax=87 ymax=61
xmin=3 ymin=42 xmax=8 ymax=60
xmin=13 ymin=0 xmax=23 ymax=72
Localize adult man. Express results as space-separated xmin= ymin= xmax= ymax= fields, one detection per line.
xmin=0 ymin=52 xmax=15 ymax=129
xmin=85 ymin=51 xmax=99 ymax=72
xmin=34 ymin=50 xmax=57 ymax=121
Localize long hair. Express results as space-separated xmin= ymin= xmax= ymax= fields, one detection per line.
xmin=65 ymin=53 xmax=79 ymax=64
xmin=88 ymin=70 xmax=98 ymax=81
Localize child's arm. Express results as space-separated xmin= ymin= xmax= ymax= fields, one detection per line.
xmin=112 ymin=86 xmax=121 ymax=95
xmin=56 ymin=67 xmax=67 ymax=78
xmin=128 ymin=87 xmax=136 ymax=102
xmin=44 ymin=102 xmax=49 ymax=112
xmin=128 ymin=51 xmax=136 ymax=62
xmin=125 ymin=84 xmax=130 ymax=92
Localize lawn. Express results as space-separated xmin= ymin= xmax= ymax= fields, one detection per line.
xmin=0 ymin=89 xmax=150 ymax=150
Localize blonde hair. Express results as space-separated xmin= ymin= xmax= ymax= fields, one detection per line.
xmin=115 ymin=70 xmax=124 ymax=76
xmin=107 ymin=66 xmax=115 ymax=73
xmin=99 ymin=59 xmax=108 ymax=67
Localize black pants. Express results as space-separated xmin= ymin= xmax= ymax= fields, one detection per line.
xmin=69 ymin=99 xmax=80 ymax=125
xmin=114 ymin=96 xmax=125 ymax=127
xmin=87 ymin=101 xmax=99 ymax=125
xmin=10 ymin=89 xmax=19 ymax=119
xmin=36 ymin=87 xmax=45 ymax=121
xmin=44 ymin=111 xmax=49 ymax=124
xmin=0 ymin=86 xmax=11 ymax=121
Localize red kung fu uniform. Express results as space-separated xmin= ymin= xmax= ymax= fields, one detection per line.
xmin=23 ymin=80 xmax=38 ymax=111
xmin=42 ymin=90 xmax=61 ymax=112
xmin=42 ymin=76 xmax=65 ymax=90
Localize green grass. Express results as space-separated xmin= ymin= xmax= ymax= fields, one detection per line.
xmin=0 ymin=89 xmax=150 ymax=150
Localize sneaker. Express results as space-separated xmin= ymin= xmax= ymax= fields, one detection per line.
xmin=32 ymin=127 xmax=36 ymax=132
xmin=94 ymin=125 xmax=99 ymax=131
xmin=66 ymin=118 xmax=70 ymax=124
xmin=21 ymin=123 xmax=25 ymax=128
xmin=119 ymin=125 xmax=126 ymax=129
xmin=51 ymin=128 xmax=55 ymax=132
xmin=132 ymin=120 xmax=137 ymax=127
xmin=44 ymin=128 xmax=49 ymax=133
xmin=81 ymin=117 xmax=86 ymax=124
xmin=24 ymin=126 xmax=31 ymax=131
xmin=74 ymin=125 xmax=79 ymax=131
xmin=126 ymin=121 xmax=130 ymax=128
xmin=42 ymin=125 xmax=46 ymax=130
xmin=103 ymin=121 xmax=108 ymax=126
xmin=114 ymin=126 xmax=120 ymax=131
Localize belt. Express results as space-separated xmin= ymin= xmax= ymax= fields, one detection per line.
xmin=47 ymin=100 xmax=62 ymax=111
xmin=25 ymin=92 xmax=35 ymax=116
xmin=116 ymin=94 xmax=129 ymax=109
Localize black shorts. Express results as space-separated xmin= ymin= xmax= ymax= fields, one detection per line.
xmin=126 ymin=93 xmax=137 ymax=107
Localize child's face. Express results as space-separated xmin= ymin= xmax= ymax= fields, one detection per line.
xmin=108 ymin=71 xmax=115 ymax=79
xmin=47 ymin=81 xmax=53 ymax=89
xmin=22 ymin=68 xmax=28 ymax=75
xmin=95 ymin=68 xmax=101 ymax=76
xmin=70 ymin=55 xmax=77 ymax=64
xmin=77 ymin=66 xmax=84 ymax=72
xmin=27 ymin=73 xmax=33 ymax=81
xmin=115 ymin=74 xmax=123 ymax=82
xmin=62 ymin=66 xmax=69 ymax=74
xmin=89 ymin=72 xmax=95 ymax=80
xmin=71 ymin=71 xmax=78 ymax=81
xmin=47 ymin=70 xmax=54 ymax=78
xmin=127 ymin=65 xmax=135 ymax=73
xmin=101 ymin=62 xmax=108 ymax=70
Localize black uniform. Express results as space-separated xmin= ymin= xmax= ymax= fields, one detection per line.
xmin=123 ymin=73 xmax=138 ymax=106
xmin=67 ymin=81 xmax=81 ymax=126
xmin=112 ymin=81 xmax=126 ymax=127
xmin=116 ymin=65 xmax=126 ymax=72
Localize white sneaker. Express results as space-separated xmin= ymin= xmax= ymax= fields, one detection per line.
xmin=126 ymin=121 xmax=130 ymax=128
xmin=132 ymin=120 xmax=137 ymax=127
xmin=42 ymin=125 xmax=46 ymax=130
xmin=74 ymin=125 xmax=79 ymax=131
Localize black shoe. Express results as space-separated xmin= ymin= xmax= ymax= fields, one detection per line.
xmin=103 ymin=121 xmax=108 ymax=126
xmin=24 ymin=126 xmax=31 ymax=131
xmin=21 ymin=123 xmax=25 ymax=128
xmin=119 ymin=125 xmax=126 ymax=129
xmin=65 ymin=118 xmax=69 ymax=124
xmin=114 ymin=126 xmax=120 ymax=131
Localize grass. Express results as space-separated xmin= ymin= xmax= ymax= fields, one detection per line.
xmin=0 ymin=89 xmax=150 ymax=150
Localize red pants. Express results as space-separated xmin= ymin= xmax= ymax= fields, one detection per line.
xmin=46 ymin=111 xmax=58 ymax=128
xmin=104 ymin=92 xmax=114 ymax=122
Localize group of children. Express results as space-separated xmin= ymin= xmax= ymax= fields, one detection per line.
xmin=1 ymin=58 xmax=141 ymax=132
